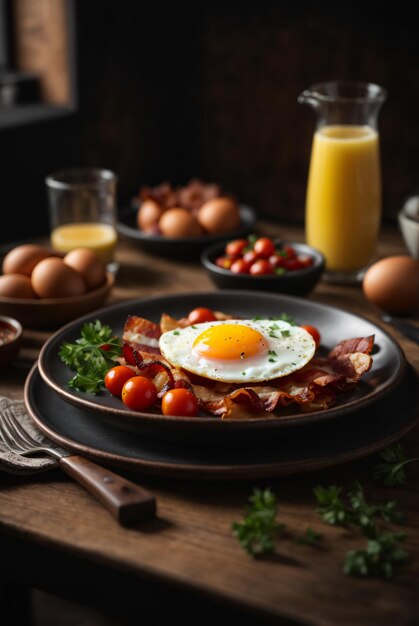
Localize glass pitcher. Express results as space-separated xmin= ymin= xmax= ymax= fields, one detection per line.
xmin=298 ymin=81 xmax=387 ymax=283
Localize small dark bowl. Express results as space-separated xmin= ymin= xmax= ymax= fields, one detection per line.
xmin=201 ymin=240 xmax=325 ymax=296
xmin=117 ymin=204 xmax=257 ymax=260
xmin=0 ymin=315 xmax=23 ymax=369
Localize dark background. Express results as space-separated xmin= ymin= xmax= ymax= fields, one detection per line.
xmin=1 ymin=0 xmax=419 ymax=244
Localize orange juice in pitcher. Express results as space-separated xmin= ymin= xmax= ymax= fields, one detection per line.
xmin=299 ymin=82 xmax=386 ymax=283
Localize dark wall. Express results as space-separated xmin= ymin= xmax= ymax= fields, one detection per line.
xmin=1 ymin=0 xmax=419 ymax=244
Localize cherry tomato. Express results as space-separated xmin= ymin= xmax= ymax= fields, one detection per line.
xmin=161 ymin=388 xmax=199 ymax=417
xmin=188 ymin=307 xmax=217 ymax=324
xmin=121 ymin=376 xmax=157 ymax=411
xmin=300 ymin=325 xmax=321 ymax=347
xmin=297 ymin=254 xmax=314 ymax=268
xmin=284 ymin=258 xmax=306 ymax=271
xmin=99 ymin=343 xmax=112 ymax=351
xmin=226 ymin=239 xmax=248 ymax=257
xmin=105 ymin=365 xmax=135 ymax=397
xmin=249 ymin=259 xmax=273 ymax=275
xmin=269 ymin=254 xmax=287 ymax=269
xmin=215 ymin=255 xmax=234 ymax=270
xmin=253 ymin=237 xmax=276 ymax=258
xmin=230 ymin=259 xmax=251 ymax=274
xmin=283 ymin=244 xmax=297 ymax=259
xmin=243 ymin=250 xmax=258 ymax=264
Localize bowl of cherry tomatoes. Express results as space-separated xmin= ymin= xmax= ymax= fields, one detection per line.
xmin=201 ymin=235 xmax=325 ymax=296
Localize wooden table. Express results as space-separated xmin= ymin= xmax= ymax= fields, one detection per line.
xmin=1 ymin=224 xmax=418 ymax=626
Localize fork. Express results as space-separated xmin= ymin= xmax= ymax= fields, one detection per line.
xmin=0 ymin=409 xmax=156 ymax=525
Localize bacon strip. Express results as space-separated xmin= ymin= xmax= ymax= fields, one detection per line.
xmin=122 ymin=343 xmax=144 ymax=368
xmin=122 ymin=315 xmax=162 ymax=355
xmin=194 ymin=365 xmax=348 ymax=418
xmin=328 ymin=335 xmax=374 ymax=381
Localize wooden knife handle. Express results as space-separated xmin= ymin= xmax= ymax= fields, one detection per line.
xmin=59 ymin=455 xmax=156 ymax=525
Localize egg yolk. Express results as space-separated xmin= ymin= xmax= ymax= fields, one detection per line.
xmin=192 ymin=324 xmax=268 ymax=361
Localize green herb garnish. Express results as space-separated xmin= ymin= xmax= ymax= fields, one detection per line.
xmin=296 ymin=527 xmax=323 ymax=547
xmin=344 ymin=531 xmax=407 ymax=579
xmin=313 ymin=485 xmax=351 ymax=526
xmin=275 ymin=313 xmax=296 ymax=325
xmin=173 ymin=330 xmax=180 ymax=335
xmin=59 ymin=320 xmax=121 ymax=394
xmin=313 ymin=482 xmax=403 ymax=530
xmin=314 ymin=482 xmax=407 ymax=579
xmin=374 ymin=444 xmax=419 ymax=487
xmin=232 ymin=488 xmax=285 ymax=557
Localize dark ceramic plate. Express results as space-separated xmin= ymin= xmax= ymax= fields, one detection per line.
xmin=116 ymin=205 xmax=257 ymax=260
xmin=25 ymin=364 xmax=419 ymax=479
xmin=37 ymin=291 xmax=406 ymax=445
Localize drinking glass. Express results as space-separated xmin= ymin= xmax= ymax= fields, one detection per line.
xmin=46 ymin=168 xmax=118 ymax=272
xmin=298 ymin=81 xmax=387 ymax=284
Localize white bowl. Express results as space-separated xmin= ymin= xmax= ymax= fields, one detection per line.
xmin=399 ymin=196 xmax=419 ymax=259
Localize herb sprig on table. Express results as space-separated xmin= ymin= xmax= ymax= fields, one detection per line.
xmin=374 ymin=443 xmax=419 ymax=487
xmin=232 ymin=488 xmax=285 ymax=557
xmin=232 ymin=488 xmax=324 ymax=557
xmin=313 ymin=481 xmax=407 ymax=579
xmin=233 ymin=474 xmax=408 ymax=579
xmin=59 ymin=320 xmax=121 ymax=394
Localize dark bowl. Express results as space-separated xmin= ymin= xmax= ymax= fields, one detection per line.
xmin=0 ymin=315 xmax=23 ymax=369
xmin=116 ymin=204 xmax=257 ymax=260
xmin=201 ymin=240 xmax=325 ymax=296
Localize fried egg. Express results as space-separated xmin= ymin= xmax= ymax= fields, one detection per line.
xmin=159 ymin=319 xmax=316 ymax=383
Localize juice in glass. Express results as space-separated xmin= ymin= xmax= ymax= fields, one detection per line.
xmin=306 ymin=125 xmax=381 ymax=274
xmin=46 ymin=168 xmax=118 ymax=271
xmin=51 ymin=222 xmax=117 ymax=265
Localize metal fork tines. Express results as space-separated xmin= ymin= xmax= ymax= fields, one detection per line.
xmin=0 ymin=409 xmax=63 ymax=459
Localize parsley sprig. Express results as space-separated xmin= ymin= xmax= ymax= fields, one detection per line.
xmin=314 ymin=482 xmax=407 ymax=578
xmin=232 ymin=488 xmax=285 ymax=557
xmin=314 ymin=482 xmax=403 ymax=531
xmin=344 ymin=531 xmax=408 ymax=579
xmin=374 ymin=444 xmax=419 ymax=487
xmin=232 ymin=489 xmax=324 ymax=557
xmin=59 ymin=320 xmax=121 ymax=394
xmin=296 ymin=527 xmax=323 ymax=547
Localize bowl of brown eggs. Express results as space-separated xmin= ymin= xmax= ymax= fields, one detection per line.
xmin=117 ymin=179 xmax=257 ymax=260
xmin=0 ymin=244 xmax=114 ymax=329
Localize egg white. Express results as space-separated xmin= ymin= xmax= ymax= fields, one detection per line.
xmin=159 ymin=319 xmax=316 ymax=383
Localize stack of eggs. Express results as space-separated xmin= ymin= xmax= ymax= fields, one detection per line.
xmin=136 ymin=179 xmax=241 ymax=238
xmin=0 ymin=245 xmax=106 ymax=299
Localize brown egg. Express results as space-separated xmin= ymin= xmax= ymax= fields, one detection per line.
xmin=137 ymin=198 xmax=164 ymax=232
xmin=363 ymin=256 xmax=419 ymax=314
xmin=159 ymin=207 xmax=202 ymax=238
xmin=2 ymin=244 xmax=52 ymax=276
xmin=197 ymin=197 xmax=240 ymax=234
xmin=0 ymin=274 xmax=37 ymax=299
xmin=64 ymin=248 xmax=106 ymax=290
xmin=31 ymin=258 xmax=86 ymax=299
